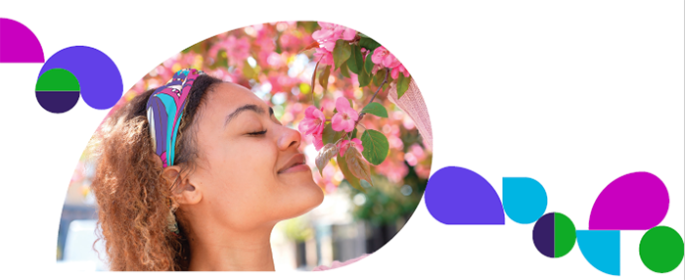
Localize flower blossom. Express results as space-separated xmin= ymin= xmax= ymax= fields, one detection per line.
xmin=312 ymin=134 xmax=324 ymax=151
xmin=370 ymin=46 xmax=410 ymax=79
xmin=390 ymin=64 xmax=410 ymax=80
xmin=338 ymin=138 xmax=363 ymax=157
xmin=331 ymin=97 xmax=358 ymax=132
xmin=298 ymin=106 xmax=325 ymax=136
xmin=371 ymin=46 xmax=401 ymax=68
xmin=311 ymin=22 xmax=356 ymax=66
xmin=312 ymin=22 xmax=357 ymax=52
xmin=313 ymin=48 xmax=334 ymax=65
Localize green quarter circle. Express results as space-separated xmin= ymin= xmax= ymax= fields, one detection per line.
xmin=639 ymin=226 xmax=684 ymax=273
xmin=553 ymin=212 xmax=576 ymax=258
xmin=36 ymin=68 xmax=80 ymax=91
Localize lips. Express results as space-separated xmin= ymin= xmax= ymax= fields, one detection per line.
xmin=278 ymin=154 xmax=308 ymax=174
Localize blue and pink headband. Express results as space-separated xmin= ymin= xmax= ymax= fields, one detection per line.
xmin=146 ymin=68 xmax=205 ymax=168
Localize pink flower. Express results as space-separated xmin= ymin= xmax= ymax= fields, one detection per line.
xmin=331 ymin=97 xmax=358 ymax=132
xmin=371 ymin=46 xmax=401 ymax=69
xmin=298 ymin=106 xmax=325 ymax=136
xmin=369 ymin=46 xmax=410 ymax=79
xmin=312 ymin=22 xmax=357 ymax=52
xmin=312 ymin=133 xmax=324 ymax=151
xmin=390 ymin=64 xmax=410 ymax=79
xmin=337 ymin=138 xmax=363 ymax=156
xmin=313 ymin=48 xmax=334 ymax=65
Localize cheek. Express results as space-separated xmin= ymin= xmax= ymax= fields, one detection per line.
xmin=227 ymin=139 xmax=278 ymax=180
xmin=211 ymin=140 xmax=279 ymax=204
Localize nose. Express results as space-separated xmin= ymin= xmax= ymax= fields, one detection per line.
xmin=277 ymin=125 xmax=302 ymax=151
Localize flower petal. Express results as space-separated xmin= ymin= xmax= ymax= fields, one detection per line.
xmin=304 ymin=106 xmax=316 ymax=118
xmin=335 ymin=97 xmax=351 ymax=112
xmin=313 ymin=133 xmax=324 ymax=150
xmin=331 ymin=113 xmax=345 ymax=132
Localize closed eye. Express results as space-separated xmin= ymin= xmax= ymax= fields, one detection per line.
xmin=247 ymin=130 xmax=267 ymax=136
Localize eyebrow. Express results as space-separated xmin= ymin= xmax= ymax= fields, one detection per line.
xmin=224 ymin=104 xmax=274 ymax=127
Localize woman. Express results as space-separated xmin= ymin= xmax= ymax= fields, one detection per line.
xmin=90 ymin=68 xmax=329 ymax=271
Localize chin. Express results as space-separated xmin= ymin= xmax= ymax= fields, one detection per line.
xmin=301 ymin=180 xmax=325 ymax=209
xmin=286 ymin=181 xmax=324 ymax=218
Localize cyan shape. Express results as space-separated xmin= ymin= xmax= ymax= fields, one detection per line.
xmin=503 ymin=177 xmax=548 ymax=224
xmin=425 ymin=166 xmax=505 ymax=225
xmin=576 ymin=230 xmax=620 ymax=276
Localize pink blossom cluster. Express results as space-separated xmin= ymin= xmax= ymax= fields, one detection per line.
xmin=312 ymin=22 xmax=357 ymax=66
xmin=298 ymin=97 xmax=363 ymax=157
xmin=298 ymin=105 xmax=326 ymax=149
xmin=371 ymin=46 xmax=409 ymax=79
xmin=119 ymin=22 xmax=430 ymax=196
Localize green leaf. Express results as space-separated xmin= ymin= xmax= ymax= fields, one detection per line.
xmin=316 ymin=143 xmax=339 ymax=176
xmin=358 ymin=67 xmax=371 ymax=87
xmin=373 ymin=68 xmax=387 ymax=86
xmin=298 ymin=21 xmax=319 ymax=34
xmin=332 ymin=39 xmax=352 ymax=70
xmin=359 ymin=37 xmax=381 ymax=51
xmin=396 ymin=73 xmax=411 ymax=99
xmin=340 ymin=60 xmax=350 ymax=78
xmin=384 ymin=75 xmax=393 ymax=91
xmin=337 ymin=155 xmax=365 ymax=193
xmin=345 ymin=148 xmax=373 ymax=187
xmin=322 ymin=123 xmax=344 ymax=145
xmin=350 ymin=127 xmax=358 ymax=139
xmin=364 ymin=49 xmax=375 ymax=74
xmin=361 ymin=102 xmax=388 ymax=118
xmin=347 ymin=44 xmax=363 ymax=75
xmin=319 ymin=65 xmax=331 ymax=93
xmin=360 ymin=129 xmax=389 ymax=165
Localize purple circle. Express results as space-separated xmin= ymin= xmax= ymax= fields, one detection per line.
xmin=37 ymin=46 xmax=122 ymax=110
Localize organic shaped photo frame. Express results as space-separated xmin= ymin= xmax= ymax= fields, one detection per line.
xmin=57 ymin=21 xmax=433 ymax=271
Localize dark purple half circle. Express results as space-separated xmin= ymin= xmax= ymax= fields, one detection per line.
xmin=0 ymin=18 xmax=45 ymax=63
xmin=532 ymin=212 xmax=555 ymax=258
xmin=36 ymin=91 xmax=80 ymax=113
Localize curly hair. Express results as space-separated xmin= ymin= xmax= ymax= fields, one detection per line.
xmin=89 ymin=74 xmax=223 ymax=271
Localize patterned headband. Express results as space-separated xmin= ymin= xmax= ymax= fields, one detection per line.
xmin=146 ymin=68 xmax=205 ymax=168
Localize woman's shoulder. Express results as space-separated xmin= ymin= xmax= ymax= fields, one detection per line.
xmin=311 ymin=254 xmax=369 ymax=271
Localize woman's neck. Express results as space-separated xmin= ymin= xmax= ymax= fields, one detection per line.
xmin=186 ymin=224 xmax=276 ymax=271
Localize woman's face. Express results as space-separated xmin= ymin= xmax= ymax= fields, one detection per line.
xmin=186 ymin=82 xmax=323 ymax=231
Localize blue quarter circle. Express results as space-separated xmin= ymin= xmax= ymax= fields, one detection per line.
xmin=576 ymin=230 xmax=621 ymax=276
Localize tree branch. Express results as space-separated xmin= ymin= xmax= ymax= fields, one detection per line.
xmin=341 ymin=68 xmax=389 ymax=140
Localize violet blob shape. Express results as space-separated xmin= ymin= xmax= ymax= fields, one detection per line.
xmin=0 ymin=18 xmax=44 ymax=63
xmin=589 ymin=172 xmax=669 ymax=230
xmin=425 ymin=166 xmax=505 ymax=225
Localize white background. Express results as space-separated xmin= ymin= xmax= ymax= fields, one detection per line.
xmin=0 ymin=0 xmax=682 ymax=279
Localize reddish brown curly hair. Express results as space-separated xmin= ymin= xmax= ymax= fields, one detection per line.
xmin=88 ymin=74 xmax=223 ymax=271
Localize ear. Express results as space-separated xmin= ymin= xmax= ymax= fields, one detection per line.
xmin=162 ymin=165 xmax=202 ymax=206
